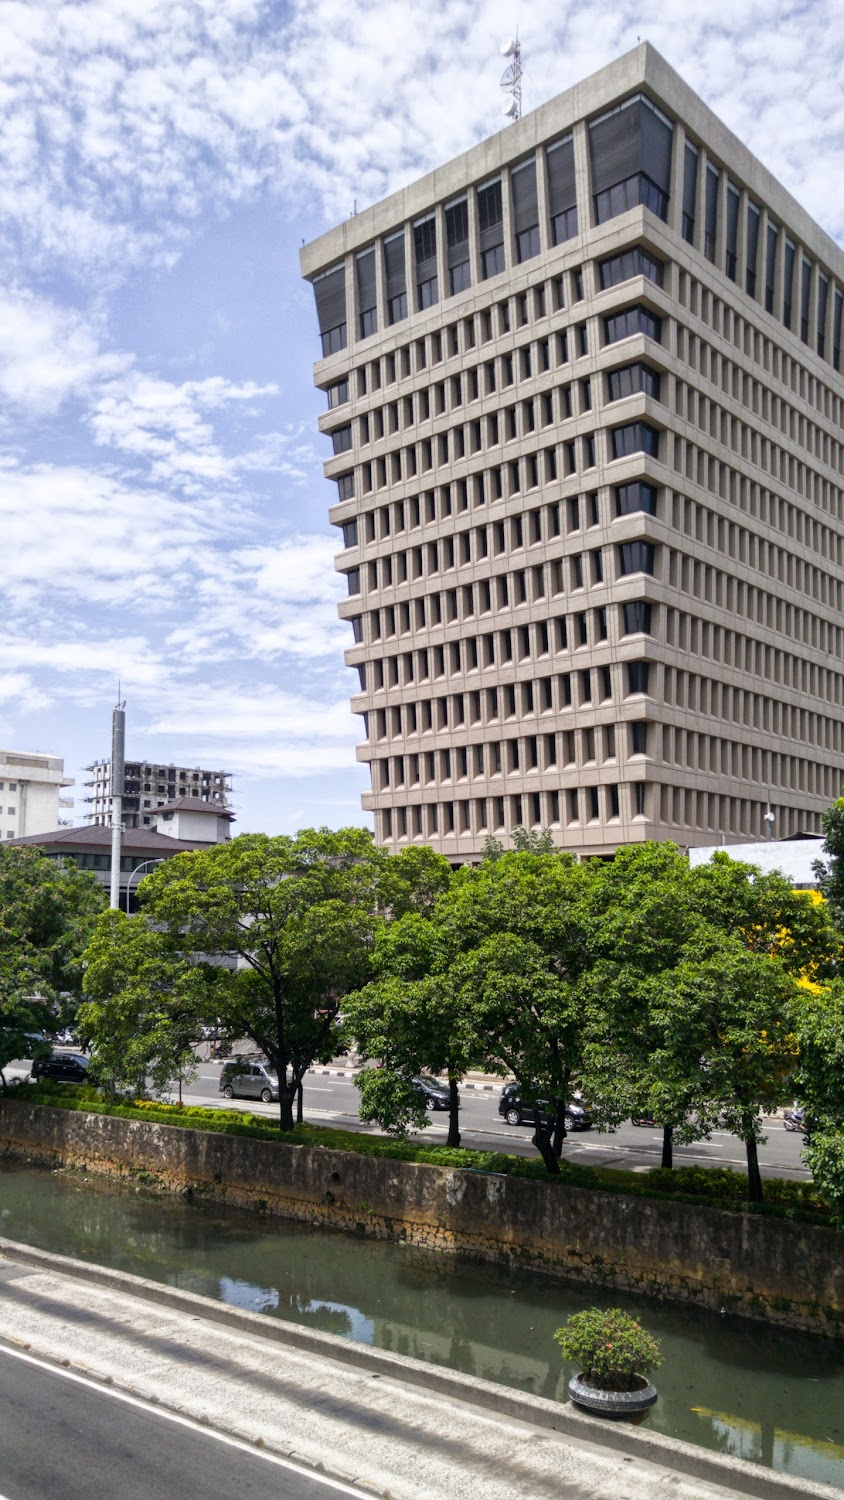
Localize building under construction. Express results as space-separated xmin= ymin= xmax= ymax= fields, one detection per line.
xmin=85 ymin=759 xmax=231 ymax=830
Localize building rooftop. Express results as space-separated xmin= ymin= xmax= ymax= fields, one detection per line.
xmin=10 ymin=825 xmax=209 ymax=855
xmin=150 ymin=796 xmax=235 ymax=819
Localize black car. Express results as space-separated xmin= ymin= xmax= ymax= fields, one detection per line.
xmin=411 ymin=1076 xmax=451 ymax=1111
xmin=31 ymin=1052 xmax=90 ymax=1084
xmin=498 ymin=1084 xmax=592 ymax=1131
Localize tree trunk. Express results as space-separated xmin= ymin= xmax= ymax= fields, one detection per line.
xmin=745 ymin=1127 xmax=764 ymax=1203
xmin=532 ymin=1114 xmax=560 ymax=1174
xmin=661 ymin=1125 xmax=673 ymax=1169
xmin=446 ymin=1075 xmax=461 ymax=1148
xmin=296 ymin=1080 xmax=304 ymax=1124
xmin=551 ymin=1099 xmax=568 ymax=1158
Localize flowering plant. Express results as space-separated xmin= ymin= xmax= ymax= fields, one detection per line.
xmin=554 ymin=1307 xmax=662 ymax=1392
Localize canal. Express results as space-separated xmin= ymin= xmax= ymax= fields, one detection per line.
xmin=1 ymin=1160 xmax=842 ymax=1491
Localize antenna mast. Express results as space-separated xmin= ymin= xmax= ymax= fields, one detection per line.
xmin=109 ymin=698 xmax=126 ymax=910
xmin=500 ymin=35 xmax=522 ymax=121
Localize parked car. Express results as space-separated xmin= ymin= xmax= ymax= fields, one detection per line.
xmin=219 ymin=1060 xmax=279 ymax=1104
xmin=411 ymin=1076 xmax=451 ymax=1112
xmin=31 ymin=1052 xmax=90 ymax=1084
xmin=498 ymin=1083 xmax=592 ymax=1131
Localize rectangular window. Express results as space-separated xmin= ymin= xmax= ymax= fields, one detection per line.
xmin=623 ymin=602 xmax=652 ymax=636
xmin=313 ymin=263 xmax=347 ymax=356
xmin=589 ymin=93 xmax=673 ymax=225
xmin=384 ymin=232 xmax=407 ymax=326
xmin=345 ymin=568 xmax=361 ymax=596
xmin=800 ymin=258 xmax=812 ymax=344
xmin=445 ymin=196 xmax=471 ymax=297
xmin=336 ymin=472 xmax=355 ymax=500
xmin=626 ymin=661 xmax=650 ymax=695
xmin=604 ymin=304 xmax=661 ymax=344
xmin=599 ymin=246 xmax=663 ymax=290
xmin=765 ymin=223 xmax=778 ymax=315
xmin=746 ymin=203 xmax=760 ymax=298
xmin=606 ymin=363 xmax=661 ymax=402
xmin=477 ymin=178 xmax=505 ymax=280
xmin=783 ymin=238 xmax=796 ymax=330
xmin=817 ymin=273 xmax=829 ymax=359
xmin=356 ymin=247 xmax=377 ymax=339
xmin=511 ymin=157 xmax=540 ymax=262
xmin=704 ymin=163 xmax=719 ymax=261
xmin=619 ymin=542 xmax=655 ymax=576
xmin=611 ymin=423 xmax=659 ymax=461
xmin=414 ymin=214 xmax=438 ymax=310
xmin=331 ymin=424 xmax=352 ymax=455
xmin=546 ymin=134 xmax=577 ymax=244
xmin=682 ymin=140 xmax=697 ymax=243
xmin=326 ymin=379 xmax=349 ymax=409
xmin=341 ymin=520 xmax=358 ymax=548
xmin=630 ymin=720 xmax=648 ymax=754
xmin=615 ymin=481 xmax=657 ymax=516
xmin=834 ymin=288 xmax=843 ymax=372
xmin=725 ymin=184 xmax=739 ymax=281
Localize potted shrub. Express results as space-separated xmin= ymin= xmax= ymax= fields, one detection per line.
xmin=554 ymin=1307 xmax=661 ymax=1416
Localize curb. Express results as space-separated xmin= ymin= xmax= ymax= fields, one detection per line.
xmin=0 ymin=1236 xmax=836 ymax=1500
xmin=305 ymin=1069 xmax=506 ymax=1092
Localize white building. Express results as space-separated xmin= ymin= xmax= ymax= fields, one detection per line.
xmin=149 ymin=796 xmax=234 ymax=844
xmin=0 ymin=750 xmax=74 ymax=842
xmin=688 ymin=835 xmax=825 ymax=889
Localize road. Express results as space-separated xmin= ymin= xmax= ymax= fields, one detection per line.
xmin=0 ymin=1341 xmax=369 ymax=1500
xmin=175 ymin=1062 xmax=811 ymax=1179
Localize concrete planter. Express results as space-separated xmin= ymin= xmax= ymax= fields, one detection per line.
xmin=568 ymin=1373 xmax=658 ymax=1416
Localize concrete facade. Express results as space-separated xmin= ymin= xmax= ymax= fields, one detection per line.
xmin=0 ymin=749 xmax=73 ymax=842
xmin=302 ymin=44 xmax=844 ymax=859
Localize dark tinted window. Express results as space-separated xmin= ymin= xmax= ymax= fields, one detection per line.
xmin=345 ymin=569 xmax=360 ymax=595
xmin=606 ymin=363 xmax=661 ymax=402
xmin=704 ymin=164 xmax=719 ymax=261
xmin=783 ymin=239 xmax=795 ymax=330
xmin=336 ymin=472 xmax=354 ymax=500
xmin=627 ymin=661 xmax=650 ymax=695
xmin=615 ymin=481 xmax=657 ymax=516
xmin=619 ymin=542 xmax=655 ymax=575
xmin=725 ymin=185 xmax=739 ymax=281
xmin=384 ymin=232 xmax=407 ymax=326
xmin=341 ymin=520 xmax=358 ymax=547
xmin=477 ymin=179 xmax=504 ymax=280
xmin=834 ymin=288 xmax=843 ymax=372
xmin=327 ymin=379 xmax=348 ymax=409
xmin=331 ymin=425 xmax=352 ymax=455
xmin=414 ymin=215 xmax=438 ymax=310
xmin=611 ymin=423 xmax=659 ymax=460
xmin=746 ymin=203 xmax=760 ymax=299
xmin=445 ymin=197 xmax=470 ymax=297
xmin=313 ymin=263 xmax=347 ymax=356
xmin=800 ymin=258 xmax=812 ymax=344
xmin=511 ymin=158 xmax=539 ymax=263
xmin=765 ymin=223 xmax=778 ymax=314
xmin=630 ymin=720 xmax=649 ymax=753
xmin=682 ymin=142 xmax=697 ymax=244
xmin=623 ymin=601 xmax=653 ymax=634
xmin=604 ymin=304 xmax=661 ymax=344
xmin=546 ymin=134 xmax=577 ymax=244
xmin=589 ymin=94 xmax=673 ymax=226
xmin=818 ymin=274 xmax=829 ymax=359
xmin=599 ymin=246 xmax=663 ymax=289
xmin=356 ymin=248 xmax=377 ymax=340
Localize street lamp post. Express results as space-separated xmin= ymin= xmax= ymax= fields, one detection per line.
xmin=124 ymin=857 xmax=165 ymax=914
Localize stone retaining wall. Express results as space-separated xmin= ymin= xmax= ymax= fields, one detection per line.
xmin=2 ymin=1098 xmax=842 ymax=1336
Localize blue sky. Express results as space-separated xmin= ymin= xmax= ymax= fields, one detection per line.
xmin=2 ymin=0 xmax=844 ymax=836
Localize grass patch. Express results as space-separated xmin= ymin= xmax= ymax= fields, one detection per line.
xmin=2 ymin=1081 xmax=832 ymax=1228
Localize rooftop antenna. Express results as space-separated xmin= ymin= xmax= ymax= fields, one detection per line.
xmin=109 ymin=696 xmax=126 ymax=910
xmin=499 ymin=34 xmax=522 ymax=122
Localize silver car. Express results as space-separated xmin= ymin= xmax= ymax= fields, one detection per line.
xmin=219 ymin=1060 xmax=279 ymax=1103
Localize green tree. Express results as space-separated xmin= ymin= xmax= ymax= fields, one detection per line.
xmin=94 ymin=828 xmax=385 ymax=1131
xmin=814 ymin=799 xmax=844 ymax=929
xmin=793 ymin=979 xmax=844 ymax=1222
xmin=345 ymin=906 xmax=479 ymax=1146
xmin=442 ymin=851 xmax=598 ymax=1173
xmin=79 ymin=911 xmax=200 ymax=1097
xmin=647 ymin=934 xmax=800 ymax=1201
xmin=0 ymin=845 xmax=105 ymax=1087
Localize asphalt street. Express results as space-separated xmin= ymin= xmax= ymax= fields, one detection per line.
xmin=176 ymin=1062 xmax=811 ymax=1179
xmin=0 ymin=1341 xmax=370 ymax=1500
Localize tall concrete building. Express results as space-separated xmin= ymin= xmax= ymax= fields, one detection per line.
xmin=85 ymin=759 xmax=231 ymax=829
xmin=0 ymin=750 xmax=74 ymax=841
xmin=301 ymin=44 xmax=844 ymax=860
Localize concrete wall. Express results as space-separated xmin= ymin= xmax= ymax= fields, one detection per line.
xmin=2 ymin=1098 xmax=842 ymax=1336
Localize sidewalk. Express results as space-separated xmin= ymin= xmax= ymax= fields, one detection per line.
xmin=0 ymin=1239 xmax=830 ymax=1500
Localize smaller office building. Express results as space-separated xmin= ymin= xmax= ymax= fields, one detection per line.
xmin=0 ymin=749 xmax=74 ymax=841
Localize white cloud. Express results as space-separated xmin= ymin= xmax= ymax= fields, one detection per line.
xmin=0 ymin=288 xmax=129 ymax=414
xmin=88 ymin=371 xmax=279 ymax=489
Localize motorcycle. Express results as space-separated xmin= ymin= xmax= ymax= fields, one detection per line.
xmin=783 ymin=1107 xmax=807 ymax=1134
xmin=630 ymin=1114 xmax=656 ymax=1127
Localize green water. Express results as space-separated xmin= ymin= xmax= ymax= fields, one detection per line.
xmin=1 ymin=1160 xmax=843 ymax=1490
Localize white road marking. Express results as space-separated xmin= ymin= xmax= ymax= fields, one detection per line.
xmin=0 ymin=1342 xmax=374 ymax=1498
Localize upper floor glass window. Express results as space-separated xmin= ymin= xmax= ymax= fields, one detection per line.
xmin=445 ymin=196 xmax=470 ymax=297
xmin=384 ymin=232 xmax=408 ymax=326
xmin=511 ymin=157 xmax=540 ymax=263
xmin=606 ymin=362 xmax=661 ymax=403
xmin=326 ymin=379 xmax=348 ymax=409
xmin=356 ymin=247 xmax=377 ymax=340
xmin=313 ymin=263 xmax=347 ymax=356
xmin=546 ymin=134 xmax=577 ymax=245
xmin=477 ymin=178 xmax=505 ymax=280
xmin=682 ymin=141 xmax=697 ymax=244
xmin=611 ymin=422 xmax=660 ymax=461
xmin=615 ymin=481 xmax=658 ymax=516
xmin=599 ymin=246 xmax=663 ymax=290
xmin=414 ymin=215 xmax=438 ymax=310
xmin=704 ymin=164 xmax=719 ymax=262
xmin=604 ymin=304 xmax=662 ymax=345
xmin=589 ymin=94 xmax=673 ymax=226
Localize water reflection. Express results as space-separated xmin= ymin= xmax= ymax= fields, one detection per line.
xmin=1 ymin=1161 xmax=842 ymax=1489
